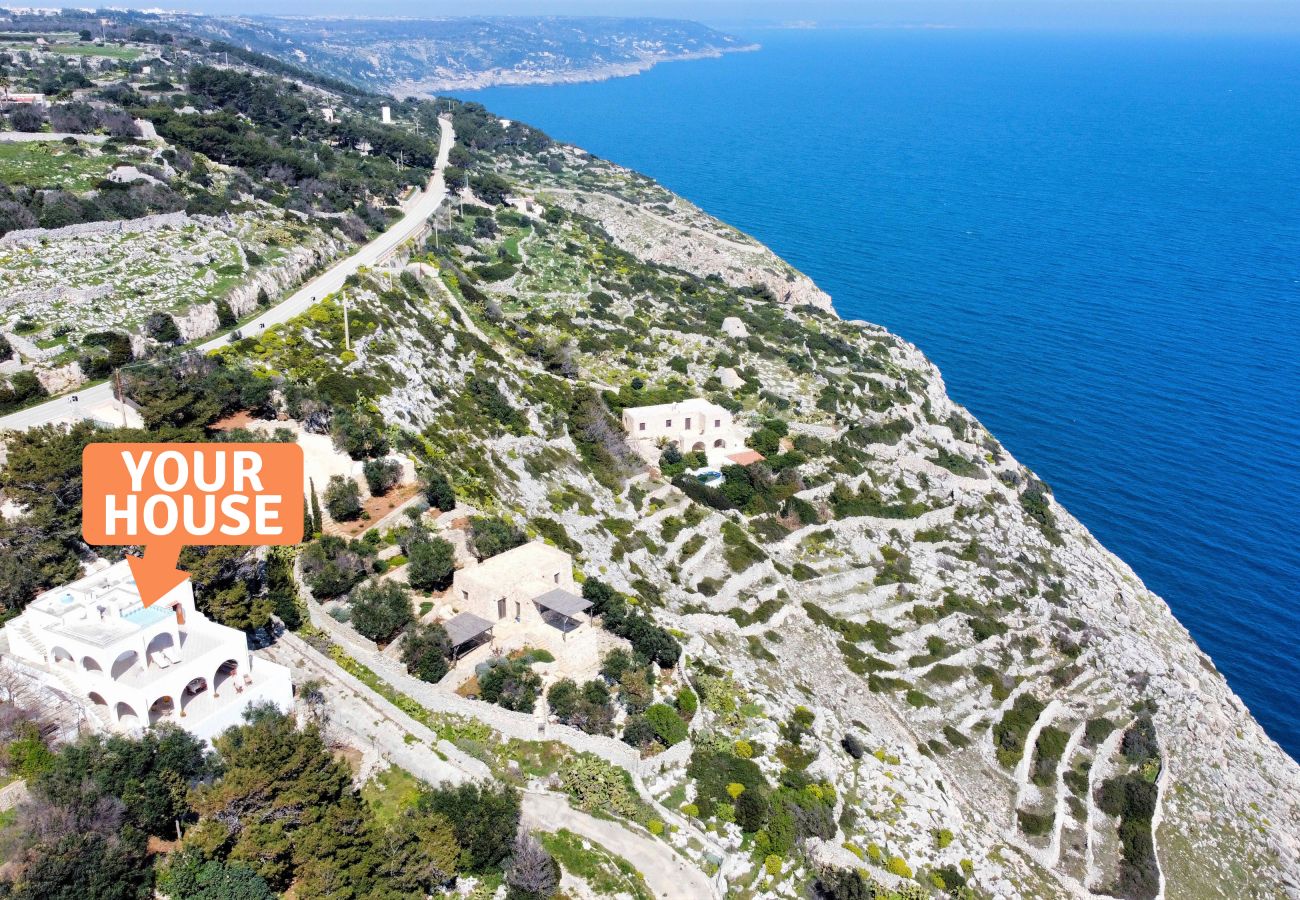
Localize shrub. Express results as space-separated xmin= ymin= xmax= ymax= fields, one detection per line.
xmin=992 ymin=693 xmax=1046 ymax=768
xmin=469 ymin=515 xmax=525 ymax=559
xmin=479 ymin=658 xmax=542 ymax=712
xmin=145 ymin=312 xmax=181 ymax=344
xmin=643 ymin=703 xmax=688 ymax=747
xmin=349 ymin=578 xmax=413 ymax=643
xmin=676 ymin=686 xmax=698 ymax=720
xmin=764 ymin=854 xmax=783 ymax=876
xmin=324 ymin=475 xmax=362 ymax=521
xmin=885 ymin=856 xmax=912 ymax=879
xmin=362 ymin=457 xmax=403 ymax=496
xmin=406 ymin=536 xmax=455 ymax=591
xmin=1017 ymin=809 xmax=1053 ymax=837
xmin=401 ymin=622 xmax=451 ymax=683
xmin=841 ymin=733 xmax=866 ymax=759
xmin=421 ymin=467 xmax=456 ymax=511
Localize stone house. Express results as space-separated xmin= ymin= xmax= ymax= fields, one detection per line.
xmin=450 ymin=540 xmax=589 ymax=630
xmin=621 ymin=398 xmax=751 ymax=467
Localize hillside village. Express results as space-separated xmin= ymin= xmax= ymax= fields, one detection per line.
xmin=0 ymin=12 xmax=1295 ymax=900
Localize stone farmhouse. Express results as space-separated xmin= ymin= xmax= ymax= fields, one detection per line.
xmin=1 ymin=561 xmax=292 ymax=742
xmin=445 ymin=541 xmax=591 ymax=653
xmin=620 ymin=398 xmax=752 ymax=467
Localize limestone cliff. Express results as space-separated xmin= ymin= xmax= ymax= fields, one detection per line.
xmin=223 ymin=127 xmax=1299 ymax=900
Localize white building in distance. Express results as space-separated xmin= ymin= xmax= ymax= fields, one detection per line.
xmin=621 ymin=398 xmax=751 ymax=467
xmin=2 ymin=561 xmax=292 ymax=742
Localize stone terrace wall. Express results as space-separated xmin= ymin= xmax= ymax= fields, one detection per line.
xmin=305 ymin=597 xmax=646 ymax=773
xmin=0 ymin=210 xmax=190 ymax=246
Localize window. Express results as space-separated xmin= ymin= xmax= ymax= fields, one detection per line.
xmin=685 ymin=417 xmax=692 ymax=429
xmin=638 ymin=422 xmax=645 ymax=432
xmin=665 ymin=419 xmax=672 ymax=428
xmin=461 ymin=590 xmax=469 ymax=601
xmin=714 ymin=419 xmax=721 ymax=428
xmin=554 ymin=572 xmax=560 ymax=583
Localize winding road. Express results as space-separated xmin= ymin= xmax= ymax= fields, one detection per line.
xmin=0 ymin=115 xmax=455 ymax=433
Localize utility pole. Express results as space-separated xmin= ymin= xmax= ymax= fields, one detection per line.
xmin=113 ymin=368 xmax=126 ymax=427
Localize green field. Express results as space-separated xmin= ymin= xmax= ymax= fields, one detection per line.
xmin=52 ymin=44 xmax=141 ymax=60
xmin=0 ymin=142 xmax=118 ymax=191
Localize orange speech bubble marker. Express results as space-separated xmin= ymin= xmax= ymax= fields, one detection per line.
xmin=83 ymin=443 xmax=305 ymax=606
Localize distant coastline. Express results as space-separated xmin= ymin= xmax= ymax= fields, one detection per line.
xmin=391 ymin=44 xmax=760 ymax=97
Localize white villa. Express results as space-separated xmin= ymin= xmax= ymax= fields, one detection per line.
xmin=621 ymin=398 xmax=751 ymax=468
xmin=445 ymin=541 xmax=590 ymax=652
xmin=2 ymin=561 xmax=292 ymax=742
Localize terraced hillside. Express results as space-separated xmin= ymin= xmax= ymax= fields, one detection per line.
xmin=203 ymin=107 xmax=1300 ymax=898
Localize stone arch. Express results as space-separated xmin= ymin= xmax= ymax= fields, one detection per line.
xmin=691 ymin=441 xmax=706 ymax=452
xmin=213 ymin=658 xmax=240 ymax=696
xmin=148 ymin=695 xmax=175 ymax=725
xmin=49 ymin=645 xmax=74 ymax=668
xmin=81 ymin=655 xmax=103 ymax=674
xmin=111 ymin=649 xmax=139 ymax=679
xmin=713 ymin=438 xmax=726 ymax=448
xmin=180 ymin=677 xmax=208 ymax=714
xmin=87 ymin=691 xmax=108 ymax=709
xmin=115 ymin=701 xmax=139 ymax=725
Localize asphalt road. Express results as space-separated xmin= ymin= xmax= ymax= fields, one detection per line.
xmin=0 ymin=115 xmax=455 ymax=433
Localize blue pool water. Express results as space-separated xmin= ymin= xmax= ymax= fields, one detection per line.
xmin=462 ymin=29 xmax=1300 ymax=758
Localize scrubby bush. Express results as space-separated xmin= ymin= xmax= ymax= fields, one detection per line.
xmin=643 ymin=703 xmax=688 ymax=747
xmin=363 ymin=457 xmax=403 ymax=496
xmin=479 ymin=658 xmax=541 ymax=713
xmin=421 ymin=467 xmax=456 ymax=511
xmin=469 ymin=515 xmax=525 ymax=560
xmin=406 ymin=535 xmax=455 ymax=592
xmin=349 ymin=578 xmax=413 ymax=644
xmin=324 ymin=475 xmax=362 ymax=521
xmin=401 ymin=622 xmax=452 ymax=683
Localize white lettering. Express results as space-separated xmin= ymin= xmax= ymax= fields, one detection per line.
xmin=233 ymin=451 xmax=264 ymax=492
xmin=142 ymin=495 xmax=177 ymax=535
xmin=154 ymin=451 xmax=187 ymax=492
xmin=104 ymin=494 xmax=136 ymax=537
xmin=181 ymin=494 xmax=215 ymax=535
xmin=192 ymin=450 xmax=225 ymax=492
xmin=220 ymin=495 xmax=251 ymax=536
xmin=121 ymin=450 xmax=152 ymax=492
xmin=254 ymin=494 xmax=282 ymax=535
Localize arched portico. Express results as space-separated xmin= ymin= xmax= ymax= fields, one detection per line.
xmin=180 ymin=677 xmax=208 ymax=715
xmin=213 ymin=659 xmax=240 ymax=696
xmin=115 ymin=701 xmax=139 ymax=726
xmin=148 ymin=695 xmax=175 ymax=725
xmin=49 ymin=646 xmax=74 ymax=669
xmin=111 ymin=649 xmax=139 ymax=679
xmin=713 ymin=438 xmax=726 ymax=448
xmin=81 ymin=655 xmax=103 ymax=674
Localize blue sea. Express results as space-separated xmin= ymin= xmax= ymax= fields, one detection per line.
xmin=462 ymin=30 xmax=1300 ymax=759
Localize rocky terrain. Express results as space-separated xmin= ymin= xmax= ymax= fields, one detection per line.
xmin=0 ymin=16 xmax=1294 ymax=900
xmin=215 ymin=112 xmax=1300 ymax=897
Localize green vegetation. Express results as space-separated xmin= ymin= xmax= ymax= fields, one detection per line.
xmin=993 ymin=693 xmax=1046 ymax=768
xmin=0 ymin=709 xmax=518 ymax=898
xmin=538 ymin=829 xmax=652 ymax=900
